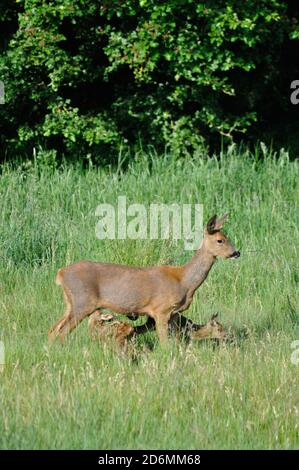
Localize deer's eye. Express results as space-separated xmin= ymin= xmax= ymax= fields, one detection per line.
xmin=217 ymin=239 xmax=224 ymax=244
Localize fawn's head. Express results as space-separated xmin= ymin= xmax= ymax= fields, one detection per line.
xmin=203 ymin=214 xmax=240 ymax=259
xmin=191 ymin=314 xmax=227 ymax=340
xmin=205 ymin=313 xmax=227 ymax=339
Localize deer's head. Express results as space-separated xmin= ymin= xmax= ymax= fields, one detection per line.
xmin=203 ymin=214 xmax=240 ymax=259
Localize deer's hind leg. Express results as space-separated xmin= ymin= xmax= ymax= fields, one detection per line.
xmin=48 ymin=291 xmax=71 ymax=342
xmin=49 ymin=289 xmax=98 ymax=342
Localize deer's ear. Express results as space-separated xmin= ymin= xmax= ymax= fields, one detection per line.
xmin=206 ymin=215 xmax=217 ymax=234
xmin=211 ymin=313 xmax=219 ymax=321
xmin=100 ymin=313 xmax=114 ymax=322
xmin=214 ymin=213 xmax=229 ymax=230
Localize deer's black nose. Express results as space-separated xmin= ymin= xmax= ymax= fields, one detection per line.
xmin=232 ymin=251 xmax=240 ymax=258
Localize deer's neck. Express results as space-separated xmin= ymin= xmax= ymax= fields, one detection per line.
xmin=181 ymin=246 xmax=216 ymax=294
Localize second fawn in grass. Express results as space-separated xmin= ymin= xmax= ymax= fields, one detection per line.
xmin=127 ymin=312 xmax=227 ymax=343
xmin=169 ymin=312 xmax=227 ymax=342
xmin=49 ymin=214 xmax=240 ymax=344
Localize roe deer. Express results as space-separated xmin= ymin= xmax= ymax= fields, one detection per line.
xmin=49 ymin=214 xmax=240 ymax=343
xmin=88 ymin=312 xmax=226 ymax=347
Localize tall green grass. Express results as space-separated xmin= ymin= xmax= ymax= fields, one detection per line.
xmin=0 ymin=145 xmax=298 ymax=449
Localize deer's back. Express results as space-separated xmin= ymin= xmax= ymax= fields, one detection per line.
xmin=56 ymin=260 xmax=186 ymax=313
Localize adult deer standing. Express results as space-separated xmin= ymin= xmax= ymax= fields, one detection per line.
xmin=49 ymin=214 xmax=240 ymax=343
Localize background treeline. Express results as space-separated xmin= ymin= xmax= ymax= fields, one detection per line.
xmin=0 ymin=0 xmax=299 ymax=164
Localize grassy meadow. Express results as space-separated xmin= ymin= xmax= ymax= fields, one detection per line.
xmin=0 ymin=146 xmax=298 ymax=449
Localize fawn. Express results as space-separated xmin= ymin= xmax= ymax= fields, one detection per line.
xmin=88 ymin=313 xmax=135 ymax=349
xmin=49 ymin=214 xmax=240 ymax=343
xmin=168 ymin=312 xmax=227 ymax=342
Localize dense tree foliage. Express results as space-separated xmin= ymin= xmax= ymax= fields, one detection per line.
xmin=0 ymin=0 xmax=298 ymax=162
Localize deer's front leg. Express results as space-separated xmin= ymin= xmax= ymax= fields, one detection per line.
xmin=153 ymin=310 xmax=172 ymax=344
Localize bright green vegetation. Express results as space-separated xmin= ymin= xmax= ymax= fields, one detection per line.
xmin=0 ymin=146 xmax=298 ymax=449
xmin=1 ymin=1 xmax=298 ymax=159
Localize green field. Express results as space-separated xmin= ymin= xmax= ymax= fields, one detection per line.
xmin=0 ymin=146 xmax=298 ymax=449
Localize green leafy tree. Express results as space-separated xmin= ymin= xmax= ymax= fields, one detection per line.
xmin=0 ymin=0 xmax=297 ymax=161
